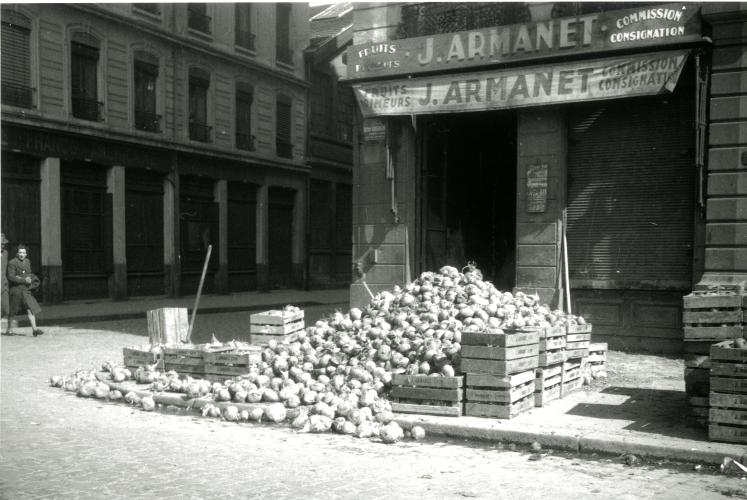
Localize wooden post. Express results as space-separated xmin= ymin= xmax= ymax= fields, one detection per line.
xmin=187 ymin=244 xmax=212 ymax=343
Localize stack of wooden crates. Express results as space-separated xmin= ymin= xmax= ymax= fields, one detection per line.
xmin=563 ymin=324 xmax=591 ymax=396
xmin=682 ymin=289 xmax=746 ymax=425
xmin=460 ymin=328 xmax=539 ymax=419
xmin=709 ymin=340 xmax=747 ymax=443
xmin=535 ymin=325 xmax=565 ymax=406
xmin=389 ymin=374 xmax=465 ymax=416
xmin=250 ymin=309 xmax=305 ymax=345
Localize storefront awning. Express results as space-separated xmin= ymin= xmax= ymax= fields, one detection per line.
xmin=352 ymin=50 xmax=690 ymax=118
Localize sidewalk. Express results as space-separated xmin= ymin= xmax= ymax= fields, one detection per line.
xmin=28 ymin=288 xmax=351 ymax=325
xmin=4 ymin=289 xmax=747 ymax=468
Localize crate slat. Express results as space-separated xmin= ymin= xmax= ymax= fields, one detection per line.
xmin=684 ymin=326 xmax=743 ymax=341
xmin=460 ymin=356 xmax=538 ymax=375
xmin=710 ymin=408 xmax=747 ymax=426
xmin=460 ymin=344 xmax=539 ymax=361
xmin=461 ymin=330 xmax=539 ymax=347
xmin=565 ymin=348 xmax=590 ymax=359
xmin=683 ymin=310 xmax=742 ymax=324
xmin=391 ymin=374 xmax=463 ymax=389
xmin=709 ymin=423 xmax=747 ymax=444
xmin=711 ymin=377 xmax=747 ymax=394
xmin=540 ymin=337 xmax=566 ymax=350
xmin=539 ymin=350 xmax=565 ymax=366
xmin=464 ymin=394 xmax=535 ymax=419
xmin=466 ymin=369 xmax=536 ymax=389
xmin=684 ymin=293 xmax=743 ymax=309
xmin=391 ymin=386 xmax=463 ymax=402
xmin=566 ymin=333 xmax=592 ymax=343
xmin=711 ymin=362 xmax=747 ymax=378
xmin=567 ymin=324 xmax=592 ymax=334
xmin=711 ymin=392 xmax=747 ymax=410
xmin=391 ymin=401 xmax=462 ymax=417
xmin=466 ymin=380 xmax=534 ymax=404
xmin=249 ymin=309 xmax=304 ymax=325
xmin=204 ymin=350 xmax=262 ymax=366
xmin=536 ymin=364 xmax=563 ymax=381
xmin=539 ymin=325 xmax=566 ymax=339
xmin=249 ymin=320 xmax=304 ymax=335
xmin=711 ymin=342 xmax=747 ymax=362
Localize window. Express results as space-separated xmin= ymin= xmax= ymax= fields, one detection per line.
xmin=189 ymin=69 xmax=210 ymax=142
xmin=134 ymin=52 xmax=160 ymax=132
xmin=71 ymin=33 xmax=102 ymax=121
xmin=275 ymin=3 xmax=292 ymax=65
xmin=276 ymin=95 xmax=292 ymax=158
xmin=133 ymin=3 xmax=161 ymax=16
xmin=236 ymin=83 xmax=254 ymax=151
xmin=336 ymin=87 xmax=354 ymax=143
xmin=188 ymin=3 xmax=211 ymax=34
xmin=235 ymin=3 xmax=255 ymax=51
xmin=1 ymin=10 xmax=33 ymax=108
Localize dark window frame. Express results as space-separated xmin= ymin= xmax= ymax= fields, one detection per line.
xmin=276 ymin=95 xmax=292 ymax=158
xmin=235 ymin=3 xmax=255 ymax=51
xmin=235 ymin=85 xmax=255 ymax=151
xmin=187 ymin=3 xmax=212 ymax=35
xmin=275 ymin=3 xmax=293 ymax=65
xmin=70 ymin=37 xmax=103 ymax=122
xmin=133 ymin=57 xmax=161 ymax=133
xmin=188 ymin=70 xmax=211 ymax=142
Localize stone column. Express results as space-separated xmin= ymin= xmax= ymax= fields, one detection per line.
xmin=291 ymin=184 xmax=306 ymax=289
xmin=164 ymin=171 xmax=180 ymax=297
xmin=213 ymin=179 xmax=228 ymax=294
xmin=107 ymin=166 xmax=127 ymax=300
xmin=40 ymin=157 xmax=63 ymax=303
xmin=256 ymin=183 xmax=269 ymax=292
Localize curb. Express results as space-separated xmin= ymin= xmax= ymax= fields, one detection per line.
xmin=30 ymin=300 xmax=349 ymax=327
xmin=394 ymin=416 xmax=747 ymax=466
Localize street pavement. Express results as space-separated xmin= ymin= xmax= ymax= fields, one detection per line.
xmin=2 ymin=320 xmax=747 ymax=499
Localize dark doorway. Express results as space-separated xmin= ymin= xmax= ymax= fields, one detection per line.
xmin=421 ymin=111 xmax=517 ymax=291
xmin=268 ymin=186 xmax=294 ymax=289
xmin=126 ymin=168 xmax=164 ymax=297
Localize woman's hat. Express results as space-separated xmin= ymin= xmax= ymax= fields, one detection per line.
xmin=0 ymin=233 xmax=7 ymax=244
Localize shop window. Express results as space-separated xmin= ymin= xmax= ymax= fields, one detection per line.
xmin=1 ymin=10 xmax=34 ymax=108
xmin=235 ymin=83 xmax=254 ymax=151
xmin=133 ymin=52 xmax=160 ymax=133
xmin=188 ymin=69 xmax=211 ymax=142
xmin=188 ymin=3 xmax=211 ymax=35
xmin=71 ymin=33 xmax=103 ymax=121
xmin=276 ymin=95 xmax=292 ymax=158
xmin=275 ymin=3 xmax=292 ymax=65
xmin=235 ymin=3 xmax=255 ymax=51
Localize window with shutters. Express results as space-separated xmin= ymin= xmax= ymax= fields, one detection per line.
xmin=134 ymin=52 xmax=160 ymax=133
xmin=188 ymin=69 xmax=211 ymax=142
xmin=1 ymin=10 xmax=34 ymax=108
xmin=235 ymin=83 xmax=254 ymax=151
xmin=188 ymin=3 xmax=211 ymax=35
xmin=235 ymin=3 xmax=255 ymax=51
xmin=276 ymin=95 xmax=292 ymax=158
xmin=275 ymin=3 xmax=292 ymax=65
xmin=70 ymin=33 xmax=102 ymax=121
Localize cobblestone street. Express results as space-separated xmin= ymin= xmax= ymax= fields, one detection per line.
xmin=1 ymin=315 xmax=746 ymax=499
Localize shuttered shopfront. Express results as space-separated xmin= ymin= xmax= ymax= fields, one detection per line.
xmin=566 ymin=64 xmax=697 ymax=353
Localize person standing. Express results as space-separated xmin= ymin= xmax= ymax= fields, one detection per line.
xmin=7 ymin=244 xmax=43 ymax=337
xmin=1 ymin=233 xmax=9 ymax=333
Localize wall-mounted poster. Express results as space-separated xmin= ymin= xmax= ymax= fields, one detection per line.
xmin=526 ymin=162 xmax=549 ymax=213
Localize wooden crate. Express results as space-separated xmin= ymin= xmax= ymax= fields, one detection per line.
xmin=163 ymin=345 xmax=207 ymax=376
xmin=538 ymin=349 xmax=565 ymax=367
xmin=460 ymin=356 xmax=538 ymax=376
xmin=123 ymin=346 xmax=162 ymax=370
xmin=460 ymin=344 xmax=539 ymax=361
xmin=147 ymin=308 xmax=189 ymax=344
xmin=561 ymin=359 xmax=583 ymax=397
xmin=535 ymin=364 xmax=562 ymax=407
xmin=565 ymin=347 xmax=590 ymax=360
xmin=709 ymin=392 xmax=747 ymax=443
xmin=249 ymin=309 xmax=305 ymax=345
xmin=683 ymin=292 xmax=745 ymax=341
xmin=461 ymin=328 xmax=540 ymax=347
xmin=710 ymin=341 xmax=747 ymax=394
xmin=390 ymin=374 xmax=464 ymax=417
xmin=464 ymin=369 xmax=536 ymax=419
xmin=567 ymin=323 xmax=592 ymax=334
xmin=538 ymin=326 xmax=565 ymax=368
xmin=587 ymin=342 xmax=607 ymax=377
xmin=461 ymin=328 xmax=539 ymax=376
xmin=204 ymin=348 xmax=262 ymax=382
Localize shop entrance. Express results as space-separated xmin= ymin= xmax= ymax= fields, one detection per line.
xmin=420 ymin=111 xmax=517 ymax=291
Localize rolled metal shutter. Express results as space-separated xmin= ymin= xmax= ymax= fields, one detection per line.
xmin=566 ymin=81 xmax=695 ymax=290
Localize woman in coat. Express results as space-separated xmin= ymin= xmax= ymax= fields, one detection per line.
xmin=7 ymin=244 xmax=43 ymax=336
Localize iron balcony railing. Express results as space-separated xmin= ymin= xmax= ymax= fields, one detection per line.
xmin=189 ymin=121 xmax=212 ymax=142
xmin=236 ymin=29 xmax=256 ymax=51
xmin=1 ymin=82 xmax=34 ymax=108
xmin=72 ymin=96 xmax=104 ymax=121
xmin=135 ymin=109 xmax=162 ymax=133
xmin=236 ymin=132 xmax=256 ymax=151
xmin=188 ymin=8 xmax=212 ymax=34
xmin=276 ymin=139 xmax=293 ymax=159
xmin=276 ymin=46 xmax=293 ymax=65
xmin=397 ymin=2 xmax=530 ymax=38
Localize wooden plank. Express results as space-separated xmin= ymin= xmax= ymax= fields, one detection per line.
xmin=460 ymin=344 xmax=539 ymax=361
xmin=540 ymin=337 xmax=565 ymax=350
xmin=162 ymin=346 xmax=207 ymax=357
xmin=391 ymin=374 xmax=463 ymax=389
xmin=711 ymin=392 xmax=747 ymax=410
xmin=683 ymin=326 xmax=743 ymax=340
xmin=709 ymin=423 xmax=747 ymax=444
xmin=249 ymin=320 xmax=304 ymax=335
xmin=565 ymin=348 xmax=589 ymax=359
xmin=460 ymin=356 xmax=538 ymax=375
xmin=536 ymin=365 xmax=562 ymax=381
xmin=588 ymin=342 xmax=608 ymax=352
xmin=163 ymin=355 xmax=205 ymax=366
xmin=587 ymin=353 xmax=606 ymax=364
xmin=711 ymin=362 xmax=747 ymax=378
xmin=539 ymin=325 xmax=566 ymax=339
xmin=683 ymin=293 xmax=743 ymax=309
xmin=566 ymin=333 xmax=592 ymax=343
xmin=123 ymin=347 xmax=160 ymax=367
xmin=204 ymin=364 xmax=255 ymax=377
xmin=391 ymin=386 xmax=462 ymax=402
xmin=710 ymin=408 xmax=747 ymax=426
xmin=250 ymin=309 xmax=304 ymax=325
xmin=683 ymin=309 xmax=742 ymax=324
xmin=464 ymin=394 xmax=535 ymax=419
xmin=567 ymin=324 xmax=592 ymax=334
xmin=563 ymin=366 xmax=581 ymax=382
xmin=565 ymin=340 xmax=590 ymax=349
xmin=204 ymin=350 xmax=262 ymax=366
xmin=391 ymin=401 xmax=462 ymax=417
xmin=539 ymin=350 xmax=565 ymax=366
xmin=711 ymin=377 xmax=747 ymax=394
xmin=535 ymin=373 xmax=562 ymax=390
xmin=461 ymin=330 xmax=539 ymax=347
xmin=466 ymin=369 xmax=536 ymax=389
xmin=711 ymin=342 xmax=747 ymax=362
xmin=249 ymin=333 xmax=294 ymax=345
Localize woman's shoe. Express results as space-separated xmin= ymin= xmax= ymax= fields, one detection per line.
xmin=32 ymin=329 xmax=44 ymax=337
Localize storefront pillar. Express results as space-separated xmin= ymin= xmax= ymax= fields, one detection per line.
xmin=514 ymin=109 xmax=566 ymax=309
xmin=292 ymin=187 xmax=306 ymax=289
xmin=163 ymin=170 xmax=180 ymax=297
xmin=40 ymin=157 xmax=63 ymax=304
xmin=214 ymin=179 xmax=229 ymax=294
xmin=256 ymin=184 xmax=269 ymax=292
xmin=107 ymin=166 xmax=127 ymax=300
